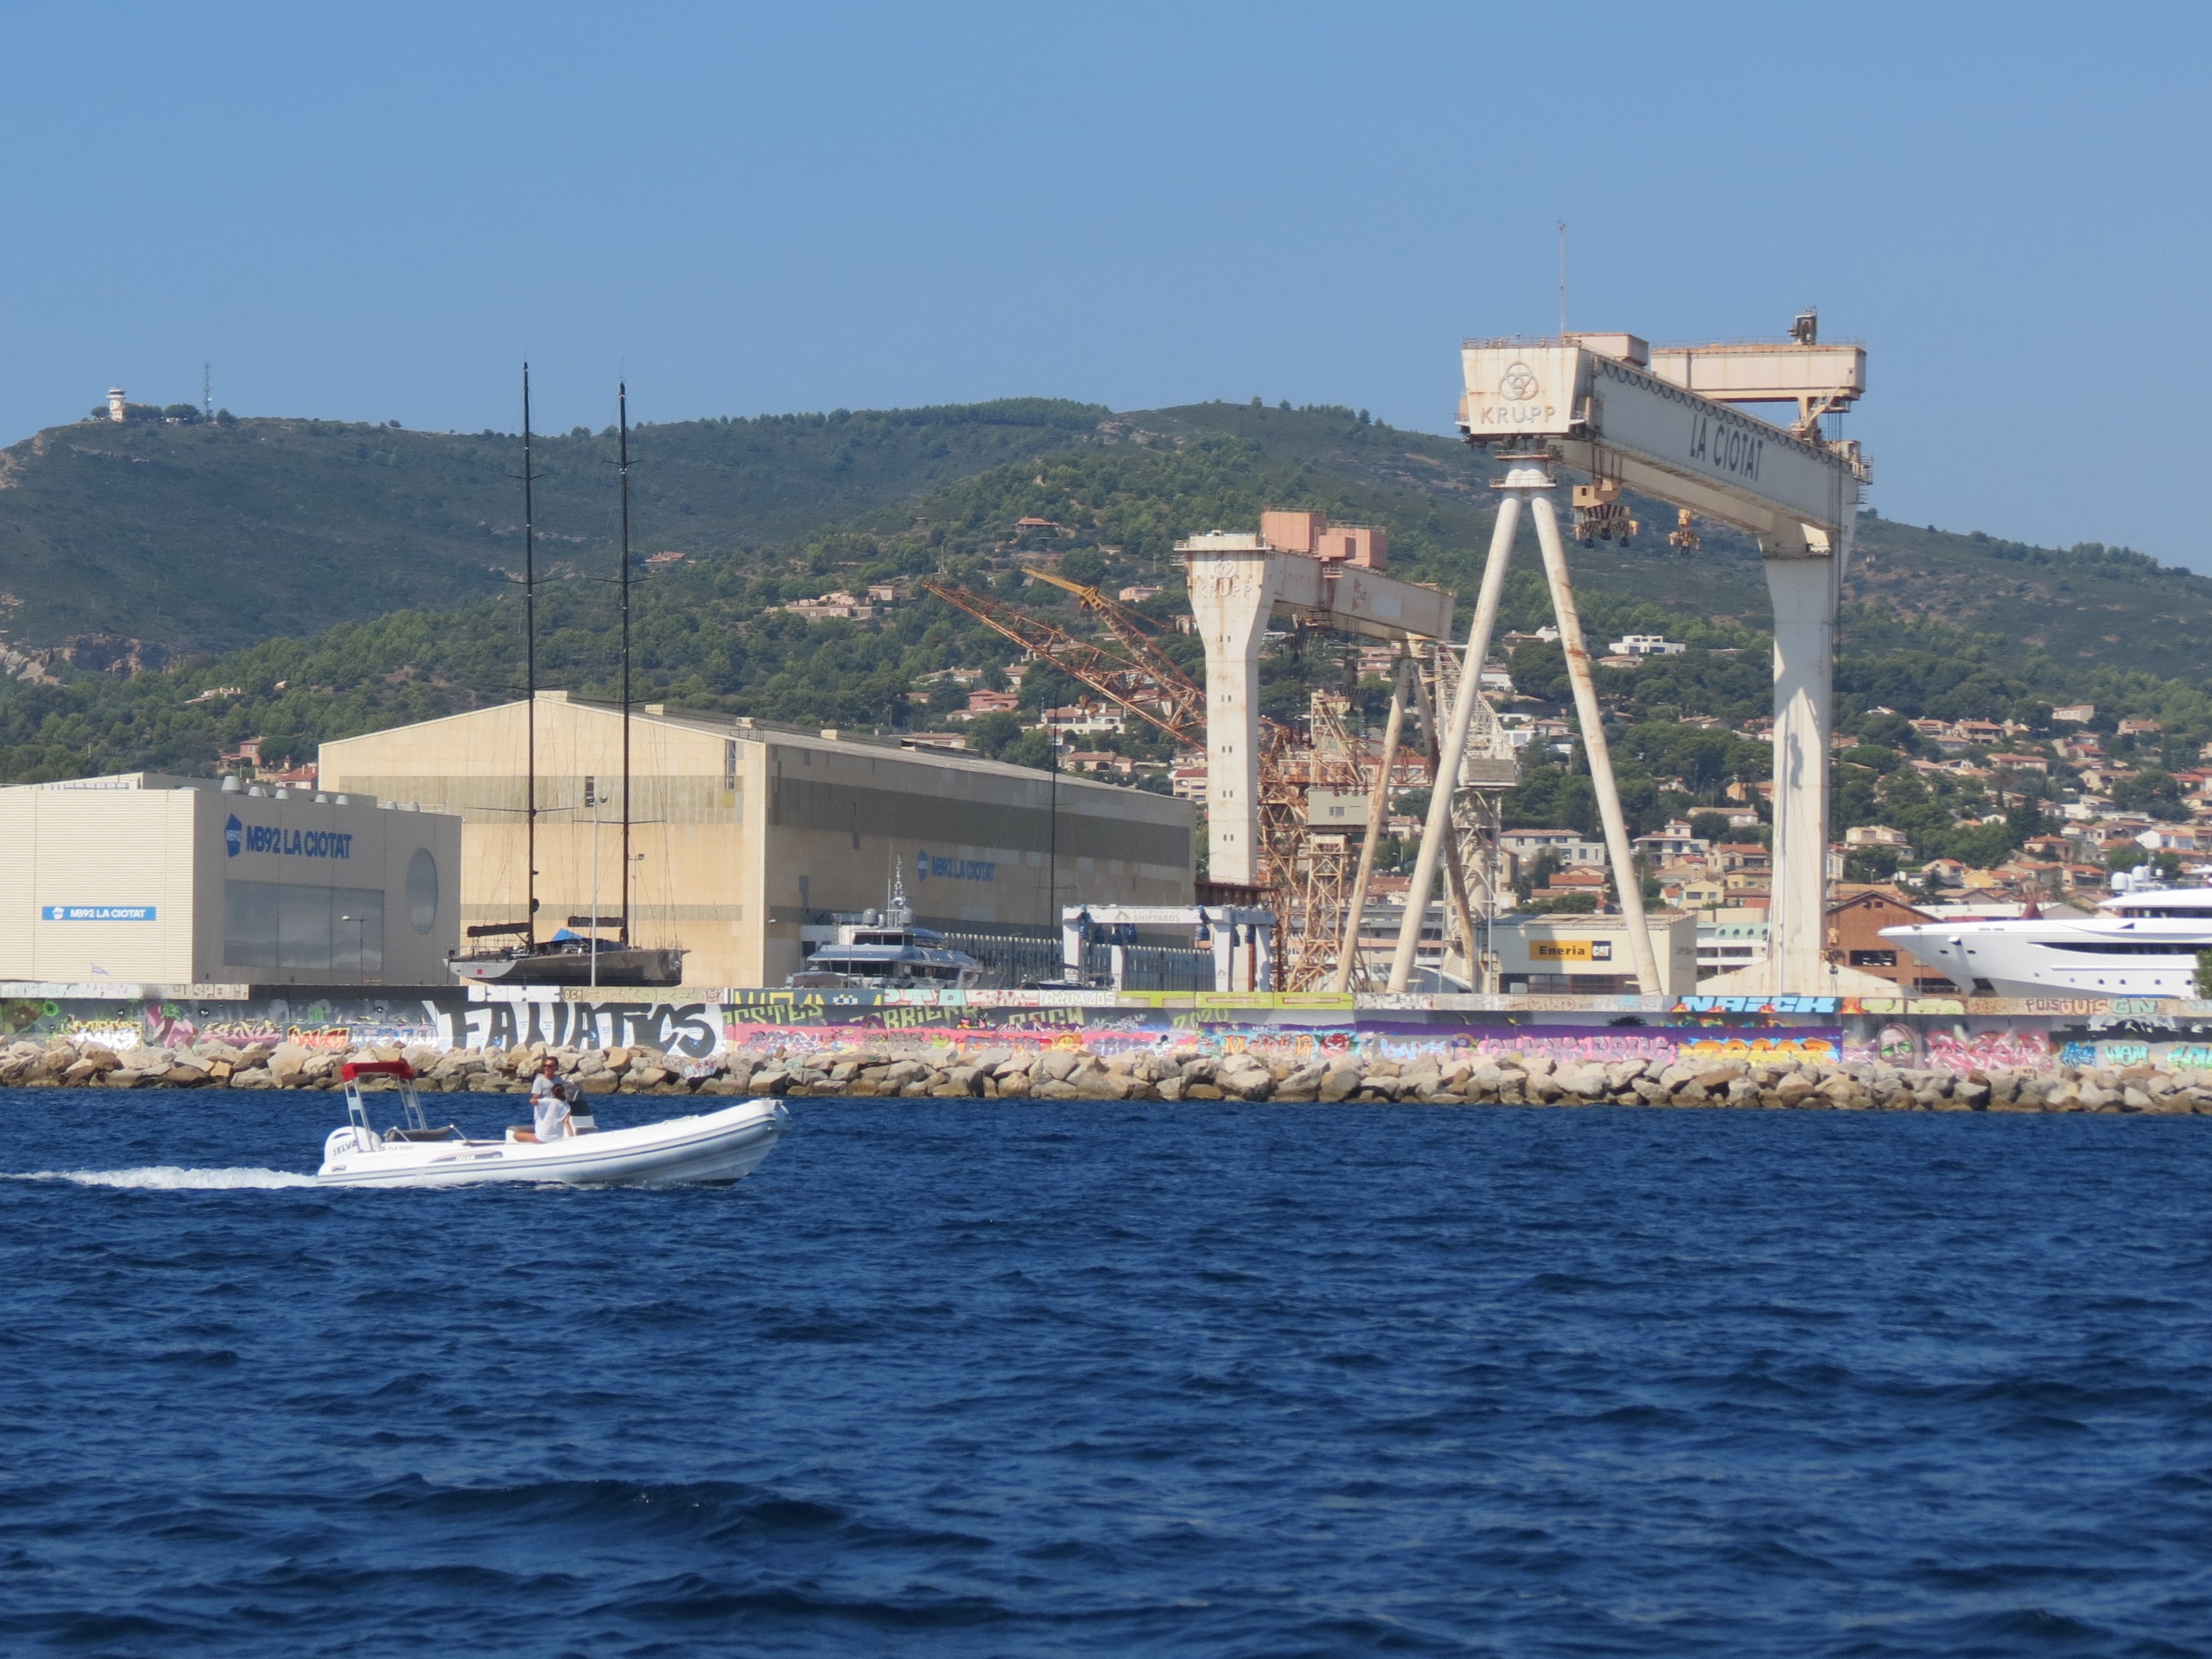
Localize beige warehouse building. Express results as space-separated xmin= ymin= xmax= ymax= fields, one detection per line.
xmin=319 ymin=694 xmax=1197 ymax=987
xmin=0 ymin=773 xmax=460 ymax=985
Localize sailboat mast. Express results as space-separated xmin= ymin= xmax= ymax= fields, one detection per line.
xmin=619 ymin=383 xmax=633 ymax=946
xmin=523 ymin=364 xmax=538 ymax=945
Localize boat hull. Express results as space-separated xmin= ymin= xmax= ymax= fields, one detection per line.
xmin=448 ymin=946 xmax=688 ymax=987
xmin=1882 ymin=920 xmax=2211 ymax=999
xmin=316 ymin=1098 xmax=787 ymax=1187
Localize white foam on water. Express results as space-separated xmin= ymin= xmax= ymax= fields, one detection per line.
xmin=6 ymin=1166 xmax=318 ymax=1190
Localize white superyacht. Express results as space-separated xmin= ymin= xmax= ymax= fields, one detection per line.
xmin=1882 ymin=869 xmax=2212 ymax=997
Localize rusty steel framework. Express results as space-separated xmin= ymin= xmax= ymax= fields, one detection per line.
xmin=921 ymin=575 xmax=1318 ymax=975
xmin=1270 ymin=690 xmax=1369 ymax=991
xmin=1423 ymin=642 xmax=1516 ymax=991
xmin=920 ymin=575 xmax=1511 ymax=990
xmin=918 ymin=576 xmax=1203 ymax=743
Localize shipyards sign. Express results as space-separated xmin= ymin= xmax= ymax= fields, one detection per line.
xmin=914 ymin=848 xmax=995 ymax=883
xmin=224 ymin=813 xmax=352 ymax=860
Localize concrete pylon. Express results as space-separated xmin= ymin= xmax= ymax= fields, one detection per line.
xmin=1385 ymin=494 xmax=1520 ymax=991
xmin=1184 ymin=539 xmax=1283 ymax=887
xmin=1528 ymin=491 xmax=1661 ymax=997
xmin=1761 ymin=534 xmax=1843 ymax=993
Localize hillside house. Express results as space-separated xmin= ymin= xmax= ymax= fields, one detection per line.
xmin=1500 ymin=829 xmax=1607 ymax=868
xmin=1824 ymin=889 xmax=1955 ymax=993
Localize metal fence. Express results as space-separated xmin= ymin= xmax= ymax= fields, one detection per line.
xmin=931 ymin=928 xmax=1215 ymax=992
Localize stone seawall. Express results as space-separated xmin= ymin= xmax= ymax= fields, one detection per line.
xmin=5 ymin=1034 xmax=2211 ymax=1114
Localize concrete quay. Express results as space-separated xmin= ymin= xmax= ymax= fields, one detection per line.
xmin=6 ymin=1034 xmax=2212 ymax=1115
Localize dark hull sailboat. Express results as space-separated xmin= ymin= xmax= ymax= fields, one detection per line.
xmin=449 ymin=939 xmax=688 ymax=987
xmin=447 ymin=373 xmax=686 ymax=990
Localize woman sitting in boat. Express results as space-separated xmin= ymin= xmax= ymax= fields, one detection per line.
xmin=525 ymin=1056 xmax=577 ymax=1141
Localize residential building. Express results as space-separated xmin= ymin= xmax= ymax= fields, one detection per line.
xmin=1697 ymin=916 xmax=1768 ymax=979
xmin=1712 ymin=842 xmax=1771 ymax=874
xmin=1606 ymin=633 xmax=1686 ymax=656
xmin=1634 ymin=822 xmax=1710 ymax=861
xmin=1824 ymin=888 xmax=1956 ymax=993
xmin=782 ymin=591 xmax=879 ymax=621
xmin=1500 ymin=829 xmax=1607 ymax=868
xmin=1041 ymin=704 xmax=1126 ymax=737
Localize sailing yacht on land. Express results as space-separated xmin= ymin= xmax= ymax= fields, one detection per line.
xmin=447 ymin=373 xmax=687 ymax=989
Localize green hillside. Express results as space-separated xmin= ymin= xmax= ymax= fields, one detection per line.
xmin=0 ymin=403 xmax=2205 ymax=775
xmin=0 ymin=399 xmax=1105 ymax=656
xmin=5 ymin=394 xmax=2209 ymax=680
xmin=4 ymin=392 xmax=2212 ymax=884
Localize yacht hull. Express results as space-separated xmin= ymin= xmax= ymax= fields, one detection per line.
xmin=448 ymin=946 xmax=688 ymax=987
xmin=1882 ymin=920 xmax=2211 ymax=999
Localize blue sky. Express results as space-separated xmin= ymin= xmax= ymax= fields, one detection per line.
xmin=4 ymin=3 xmax=2203 ymax=564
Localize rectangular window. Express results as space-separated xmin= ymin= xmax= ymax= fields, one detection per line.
xmin=1849 ymin=949 xmax=1898 ymax=967
xmin=225 ymin=880 xmax=385 ymax=974
xmin=584 ymin=776 xmax=598 ymax=808
xmin=225 ymin=880 xmax=280 ymax=968
xmin=724 ymin=741 xmax=738 ymax=790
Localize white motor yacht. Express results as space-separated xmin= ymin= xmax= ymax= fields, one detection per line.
xmin=1882 ymin=870 xmax=2212 ymax=997
xmin=316 ymin=1060 xmax=786 ymax=1187
xmin=787 ymin=871 xmax=983 ymax=991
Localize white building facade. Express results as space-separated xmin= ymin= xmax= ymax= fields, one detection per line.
xmin=0 ymin=774 xmax=460 ymax=986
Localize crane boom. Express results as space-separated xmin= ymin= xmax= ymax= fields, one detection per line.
xmin=918 ymin=578 xmax=1202 ymax=745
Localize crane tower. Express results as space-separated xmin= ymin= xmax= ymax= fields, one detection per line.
xmin=1388 ymin=322 xmax=1868 ymax=997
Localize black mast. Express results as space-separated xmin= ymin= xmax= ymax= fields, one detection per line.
xmin=523 ymin=365 xmax=538 ymax=945
xmin=619 ymin=383 xmax=633 ymax=945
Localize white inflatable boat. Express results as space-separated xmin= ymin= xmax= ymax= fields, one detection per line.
xmin=316 ymin=1060 xmax=787 ymax=1188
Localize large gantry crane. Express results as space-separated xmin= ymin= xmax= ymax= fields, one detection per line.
xmin=1386 ymin=319 xmax=1869 ymax=996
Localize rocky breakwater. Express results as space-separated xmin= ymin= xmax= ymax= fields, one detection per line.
xmin=7 ymin=1035 xmax=2212 ymax=1115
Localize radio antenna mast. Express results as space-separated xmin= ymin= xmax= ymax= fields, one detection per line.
xmin=619 ymin=381 xmax=633 ymax=945
xmin=522 ymin=363 xmax=538 ymax=945
xmin=201 ymin=363 xmax=212 ymax=421
xmin=1558 ymin=222 xmax=1567 ymax=337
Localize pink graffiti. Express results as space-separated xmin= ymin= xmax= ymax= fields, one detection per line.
xmin=1924 ymin=1029 xmax=2056 ymax=1076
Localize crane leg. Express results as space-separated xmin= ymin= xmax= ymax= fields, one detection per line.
xmin=1527 ymin=492 xmax=1662 ymax=997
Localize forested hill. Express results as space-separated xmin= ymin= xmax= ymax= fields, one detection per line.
xmin=5 ymin=393 xmax=2212 ymax=795
xmin=0 ymin=399 xmax=1106 ymax=656
xmin=1 ymin=394 xmax=2207 ymax=678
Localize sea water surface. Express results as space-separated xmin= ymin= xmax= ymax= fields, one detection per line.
xmin=4 ymin=1089 xmax=2212 ymax=1656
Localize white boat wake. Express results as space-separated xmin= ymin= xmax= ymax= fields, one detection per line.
xmin=5 ymin=1166 xmax=318 ymax=1191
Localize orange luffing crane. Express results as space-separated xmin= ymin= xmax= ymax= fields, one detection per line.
xmin=919 ymin=573 xmax=1387 ymax=987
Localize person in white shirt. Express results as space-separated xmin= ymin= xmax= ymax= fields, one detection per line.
xmin=528 ymin=1056 xmax=575 ymax=1141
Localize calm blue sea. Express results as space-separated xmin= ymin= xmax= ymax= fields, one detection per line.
xmin=4 ymin=1090 xmax=2211 ymax=1657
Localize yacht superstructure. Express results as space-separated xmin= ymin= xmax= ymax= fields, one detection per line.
xmin=787 ymin=873 xmax=983 ymax=990
xmin=1882 ymin=872 xmax=2212 ymax=997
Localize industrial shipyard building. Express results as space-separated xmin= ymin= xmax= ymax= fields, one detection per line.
xmin=0 ymin=773 xmax=461 ymax=985
xmin=318 ymin=693 xmax=1197 ymax=987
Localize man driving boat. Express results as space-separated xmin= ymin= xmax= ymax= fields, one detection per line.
xmin=527 ymin=1056 xmax=576 ymax=1141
